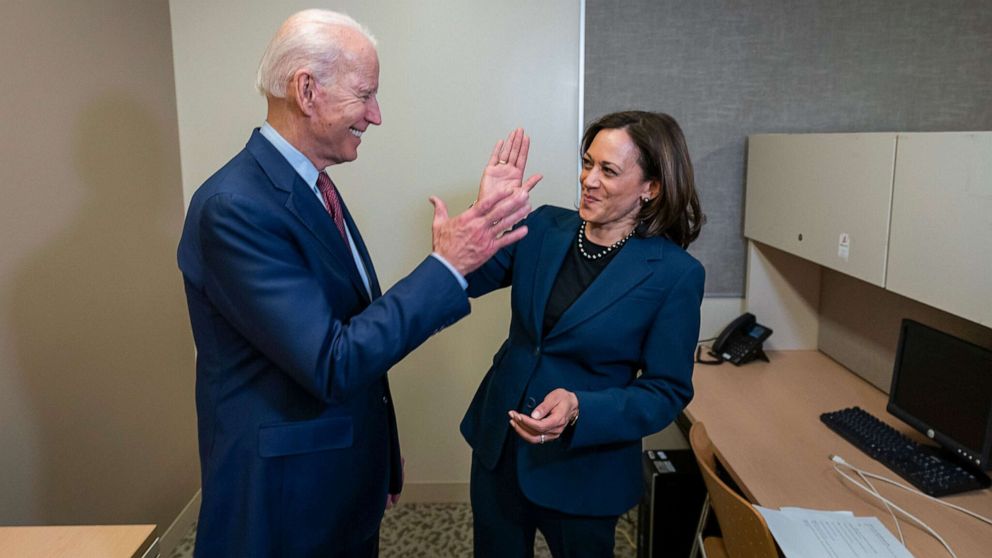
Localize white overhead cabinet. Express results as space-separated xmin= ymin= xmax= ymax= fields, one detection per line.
xmin=744 ymin=132 xmax=992 ymax=326
xmin=744 ymin=133 xmax=897 ymax=287
xmin=886 ymin=133 xmax=992 ymax=326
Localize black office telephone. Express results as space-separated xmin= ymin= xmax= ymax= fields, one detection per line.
xmin=703 ymin=313 xmax=773 ymax=365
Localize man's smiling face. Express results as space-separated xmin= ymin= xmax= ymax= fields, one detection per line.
xmin=307 ymin=29 xmax=381 ymax=167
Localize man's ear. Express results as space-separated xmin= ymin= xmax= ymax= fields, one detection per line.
xmin=292 ymin=70 xmax=317 ymax=115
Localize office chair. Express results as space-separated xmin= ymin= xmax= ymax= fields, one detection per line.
xmin=689 ymin=422 xmax=780 ymax=558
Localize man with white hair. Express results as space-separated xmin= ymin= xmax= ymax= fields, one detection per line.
xmin=178 ymin=9 xmax=537 ymax=557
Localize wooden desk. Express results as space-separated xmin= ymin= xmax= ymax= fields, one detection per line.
xmin=685 ymin=350 xmax=992 ymax=558
xmin=0 ymin=525 xmax=157 ymax=558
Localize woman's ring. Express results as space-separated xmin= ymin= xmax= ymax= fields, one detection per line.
xmin=540 ymin=434 xmax=545 ymax=444
xmin=498 ymin=160 xmax=507 ymax=165
xmin=492 ymin=218 xmax=501 ymax=227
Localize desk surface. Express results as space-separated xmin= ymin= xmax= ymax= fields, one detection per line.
xmin=0 ymin=525 xmax=157 ymax=558
xmin=685 ymin=350 xmax=991 ymax=558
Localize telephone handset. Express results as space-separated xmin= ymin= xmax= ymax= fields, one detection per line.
xmin=704 ymin=312 xmax=773 ymax=365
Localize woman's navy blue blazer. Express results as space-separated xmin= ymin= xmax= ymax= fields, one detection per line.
xmin=462 ymin=205 xmax=705 ymax=516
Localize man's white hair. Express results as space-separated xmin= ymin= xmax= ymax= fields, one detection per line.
xmin=256 ymin=9 xmax=377 ymax=98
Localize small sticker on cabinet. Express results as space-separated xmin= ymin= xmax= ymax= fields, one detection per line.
xmin=838 ymin=233 xmax=850 ymax=260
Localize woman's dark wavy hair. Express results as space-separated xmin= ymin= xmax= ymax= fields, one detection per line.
xmin=581 ymin=111 xmax=704 ymax=248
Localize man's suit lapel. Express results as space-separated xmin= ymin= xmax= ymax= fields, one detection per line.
xmin=246 ymin=130 xmax=372 ymax=303
xmin=339 ymin=199 xmax=382 ymax=299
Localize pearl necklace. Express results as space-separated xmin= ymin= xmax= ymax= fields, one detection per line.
xmin=577 ymin=220 xmax=635 ymax=260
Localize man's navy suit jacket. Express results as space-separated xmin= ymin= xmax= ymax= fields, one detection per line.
xmin=178 ymin=130 xmax=469 ymax=557
xmin=462 ymin=205 xmax=705 ymax=516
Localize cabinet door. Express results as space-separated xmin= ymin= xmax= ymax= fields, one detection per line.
xmin=745 ymin=134 xmax=897 ymax=286
xmin=886 ymin=133 xmax=992 ymax=326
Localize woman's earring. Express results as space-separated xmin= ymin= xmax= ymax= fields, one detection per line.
xmin=641 ymin=197 xmax=651 ymax=204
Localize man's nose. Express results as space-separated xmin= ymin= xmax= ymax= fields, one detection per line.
xmin=366 ymin=96 xmax=382 ymax=126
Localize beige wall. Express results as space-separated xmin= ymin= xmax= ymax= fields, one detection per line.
xmin=819 ymin=269 xmax=992 ymax=392
xmin=0 ymin=0 xmax=198 ymax=531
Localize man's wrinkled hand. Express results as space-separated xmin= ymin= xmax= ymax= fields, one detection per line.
xmin=430 ymin=181 xmax=536 ymax=276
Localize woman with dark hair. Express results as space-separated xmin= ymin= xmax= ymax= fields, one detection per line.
xmin=462 ymin=111 xmax=706 ymax=557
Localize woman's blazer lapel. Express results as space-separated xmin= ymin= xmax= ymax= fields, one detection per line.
xmin=528 ymin=214 xmax=575 ymax=340
xmin=530 ymin=213 xmax=660 ymax=342
xmin=549 ymin=238 xmax=658 ymax=340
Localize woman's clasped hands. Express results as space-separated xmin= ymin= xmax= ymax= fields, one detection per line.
xmin=508 ymin=388 xmax=579 ymax=445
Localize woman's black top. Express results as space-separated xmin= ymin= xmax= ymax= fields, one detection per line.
xmin=542 ymin=227 xmax=624 ymax=337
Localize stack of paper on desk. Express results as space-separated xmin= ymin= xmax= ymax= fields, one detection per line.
xmin=755 ymin=506 xmax=914 ymax=558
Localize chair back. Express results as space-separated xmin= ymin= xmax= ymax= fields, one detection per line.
xmin=689 ymin=422 xmax=779 ymax=558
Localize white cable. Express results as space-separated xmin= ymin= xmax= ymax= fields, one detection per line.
xmin=831 ymin=462 xmax=957 ymax=558
xmin=830 ymin=455 xmax=992 ymax=526
xmin=854 ymin=465 xmax=905 ymax=544
xmin=854 ymin=467 xmax=992 ymax=526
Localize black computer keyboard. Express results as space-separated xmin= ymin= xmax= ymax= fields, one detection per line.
xmin=820 ymin=406 xmax=991 ymax=497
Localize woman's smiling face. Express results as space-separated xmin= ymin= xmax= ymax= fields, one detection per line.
xmin=579 ymin=128 xmax=657 ymax=229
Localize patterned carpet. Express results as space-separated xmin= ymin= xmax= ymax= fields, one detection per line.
xmin=169 ymin=502 xmax=638 ymax=557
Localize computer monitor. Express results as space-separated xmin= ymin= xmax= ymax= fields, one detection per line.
xmin=887 ymin=319 xmax=992 ymax=470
